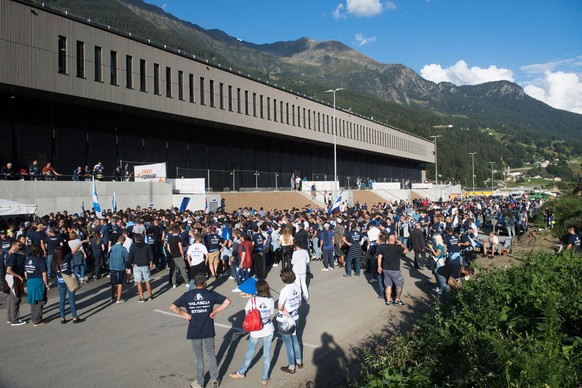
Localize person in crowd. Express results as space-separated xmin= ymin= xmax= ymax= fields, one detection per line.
xmin=333 ymin=218 xmax=346 ymax=268
xmin=44 ymin=227 xmax=63 ymax=279
xmin=68 ymin=231 xmax=88 ymax=282
xmin=128 ymin=233 xmax=154 ymax=302
xmin=319 ymin=222 xmax=335 ymax=271
xmin=205 ymin=226 xmax=223 ymax=279
xmin=342 ymin=221 xmax=362 ymax=278
xmin=90 ymin=233 xmax=106 ymax=280
xmin=483 ymin=231 xmax=502 ymax=258
xmin=1 ymin=162 xmax=18 ymax=180
xmin=436 ymin=261 xmax=475 ymax=300
xmin=51 ymin=246 xmax=84 ymax=324
xmin=29 ymin=160 xmax=41 ymax=180
xmin=566 ymin=227 xmax=581 ymax=254
xmin=291 ymin=242 xmax=310 ymax=302
xmin=109 ymin=235 xmax=128 ymax=303
xmin=42 ymin=162 xmax=61 ymax=180
xmin=5 ymin=240 xmax=26 ymax=326
xmin=93 ymin=162 xmax=104 ymax=180
xmin=279 ymin=225 xmax=294 ymax=270
xmin=25 ymin=244 xmax=49 ymax=326
xmin=186 ymin=234 xmax=208 ymax=290
xmin=229 ymin=279 xmax=275 ymax=385
xmin=409 ymin=223 xmax=427 ymax=269
xmin=170 ymin=273 xmax=231 ymax=388
xmin=428 ymin=233 xmax=446 ymax=295
xmin=376 ymin=235 xmax=408 ymax=306
xmin=167 ymin=225 xmax=188 ymax=288
xmin=252 ymin=225 xmax=266 ymax=280
xmin=277 ymin=268 xmax=303 ymax=375
xmin=235 ymin=234 xmax=253 ymax=291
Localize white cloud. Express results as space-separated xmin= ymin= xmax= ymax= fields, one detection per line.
xmin=523 ymin=71 xmax=582 ymax=114
xmin=334 ymin=0 xmax=395 ymax=19
xmin=353 ymin=32 xmax=376 ymax=47
xmin=420 ymin=60 xmax=515 ymax=85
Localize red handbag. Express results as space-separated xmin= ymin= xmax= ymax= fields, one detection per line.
xmin=242 ymin=297 xmax=263 ymax=332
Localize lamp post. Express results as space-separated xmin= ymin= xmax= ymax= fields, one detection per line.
xmin=469 ymin=152 xmax=477 ymax=194
xmin=324 ymin=88 xmax=344 ymax=200
xmin=429 ymin=135 xmax=442 ymax=184
xmin=489 ymin=162 xmax=495 ymax=190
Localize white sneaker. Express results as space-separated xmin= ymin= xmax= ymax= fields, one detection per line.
xmin=228 ymin=276 xmax=234 ymax=280
xmin=172 ymin=285 xmax=177 ymax=289
xmin=190 ymin=381 xmax=203 ymax=388
xmin=10 ymin=320 xmax=26 ymax=326
xmin=232 ymin=287 xmax=241 ymax=292
xmin=321 ymin=268 xmax=329 ymax=271
xmin=185 ymin=284 xmax=189 ymax=288
xmin=273 ymin=263 xmax=279 ymax=267
xmin=115 ymin=299 xmax=125 ymax=304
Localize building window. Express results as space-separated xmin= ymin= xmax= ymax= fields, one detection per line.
xmin=110 ymin=50 xmax=117 ymax=85
xmin=58 ymin=35 xmax=67 ymax=74
xmin=280 ymin=101 xmax=284 ymax=123
xmin=139 ymin=59 xmax=147 ymax=92
xmin=260 ymin=95 xmax=264 ymax=118
xmin=318 ymin=112 xmax=321 ymax=131
xmin=292 ymin=105 xmax=295 ymax=126
xmin=125 ymin=55 xmax=133 ymax=89
xmin=200 ymin=77 xmax=205 ymax=105
xmin=244 ymin=91 xmax=249 ymax=115
xmin=237 ymin=88 xmax=241 ymax=113
xmin=153 ymin=64 xmax=160 ymax=95
xmin=286 ymin=103 xmax=290 ymax=124
xmin=189 ymin=74 xmax=194 ymax=102
xmin=178 ymin=71 xmax=184 ymax=100
xmin=273 ymin=99 xmax=277 ymax=121
xmin=219 ymin=83 xmax=224 ymax=109
xmin=308 ymin=110 xmax=311 ymax=129
xmin=267 ymin=97 xmax=271 ymax=120
xmin=228 ymin=85 xmax=233 ymax=111
xmin=166 ymin=67 xmax=172 ymax=97
xmin=209 ymin=80 xmax=215 ymax=107
xmin=252 ymin=93 xmax=257 ymax=117
xmin=94 ymin=46 xmax=102 ymax=82
xmin=76 ymin=41 xmax=85 ymax=78
xmin=303 ymin=108 xmax=306 ymax=128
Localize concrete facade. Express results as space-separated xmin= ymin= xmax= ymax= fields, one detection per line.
xmin=0 ymin=180 xmax=173 ymax=215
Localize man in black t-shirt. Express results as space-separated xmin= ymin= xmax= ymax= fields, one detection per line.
xmin=167 ymin=225 xmax=188 ymax=288
xmin=252 ymin=225 xmax=266 ymax=280
xmin=5 ymin=241 xmax=26 ymax=325
xmin=45 ymin=227 xmax=63 ymax=278
xmin=436 ymin=262 xmax=474 ymax=300
xmin=443 ymin=228 xmax=461 ymax=264
xmin=566 ymin=227 xmax=581 ymax=254
xmin=205 ymin=226 xmax=224 ymax=279
xmin=170 ymin=273 xmax=231 ymax=388
xmin=377 ymin=234 xmax=409 ymax=306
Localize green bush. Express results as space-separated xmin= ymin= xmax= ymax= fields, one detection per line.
xmin=538 ymin=195 xmax=582 ymax=241
xmin=357 ymin=252 xmax=582 ymax=387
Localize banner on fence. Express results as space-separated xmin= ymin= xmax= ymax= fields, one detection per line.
xmin=134 ymin=163 xmax=167 ymax=182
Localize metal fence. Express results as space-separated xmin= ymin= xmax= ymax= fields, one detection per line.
xmin=176 ymin=168 xmax=297 ymax=191
xmin=311 ymin=173 xmax=405 ymax=190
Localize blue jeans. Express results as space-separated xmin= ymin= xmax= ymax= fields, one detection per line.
xmin=312 ymin=237 xmax=321 ymax=260
xmin=345 ymin=252 xmax=361 ymax=276
xmin=74 ymin=264 xmax=85 ymax=280
xmin=322 ymin=248 xmax=334 ymax=269
xmin=434 ymin=265 xmax=450 ymax=299
xmin=238 ymin=333 xmax=273 ymax=380
xmin=46 ymin=255 xmax=53 ymax=278
xmin=58 ymin=282 xmax=77 ymax=318
xmin=191 ymin=337 xmax=217 ymax=385
xmin=281 ymin=329 xmax=302 ymax=368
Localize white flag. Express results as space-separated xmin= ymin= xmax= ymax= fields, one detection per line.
xmin=92 ymin=177 xmax=103 ymax=218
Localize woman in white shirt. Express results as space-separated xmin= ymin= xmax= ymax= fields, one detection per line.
xmin=229 ymin=280 xmax=275 ymax=385
xmin=291 ymin=244 xmax=310 ymax=301
xmin=277 ymin=268 xmax=303 ymax=375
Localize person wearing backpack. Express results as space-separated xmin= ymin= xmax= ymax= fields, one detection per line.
xmin=229 ymin=280 xmax=275 ymax=385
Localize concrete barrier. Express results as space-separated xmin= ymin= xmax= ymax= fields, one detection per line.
xmin=0 ymin=181 xmax=173 ymax=215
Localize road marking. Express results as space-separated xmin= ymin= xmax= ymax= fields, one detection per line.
xmin=153 ymin=309 xmax=318 ymax=348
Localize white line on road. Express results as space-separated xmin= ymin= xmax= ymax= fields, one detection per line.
xmin=153 ymin=309 xmax=318 ymax=349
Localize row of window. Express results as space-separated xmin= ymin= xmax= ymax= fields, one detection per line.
xmin=56 ymin=35 xmax=425 ymax=156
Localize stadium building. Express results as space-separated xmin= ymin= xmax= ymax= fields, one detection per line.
xmin=0 ymin=0 xmax=434 ymax=190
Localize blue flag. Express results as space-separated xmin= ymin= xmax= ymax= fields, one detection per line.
xmin=179 ymin=197 xmax=191 ymax=212
xmin=328 ymin=190 xmax=343 ymax=215
xmin=92 ymin=177 xmax=103 ymax=218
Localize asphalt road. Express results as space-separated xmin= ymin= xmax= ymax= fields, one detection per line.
xmin=0 ymin=254 xmax=439 ymax=388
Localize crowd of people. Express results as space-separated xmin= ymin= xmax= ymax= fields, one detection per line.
xmin=1 ymin=160 xmax=133 ymax=181
xmin=2 ymin=193 xmax=580 ymax=387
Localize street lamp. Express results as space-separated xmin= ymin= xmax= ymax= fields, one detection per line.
xmin=324 ymin=88 xmax=344 ymax=200
xmin=469 ymin=152 xmax=477 ymax=194
xmin=429 ymin=135 xmax=442 ymax=184
xmin=489 ymin=162 xmax=495 ymax=190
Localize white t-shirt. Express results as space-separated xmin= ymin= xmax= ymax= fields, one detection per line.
xmin=245 ymin=296 xmax=274 ymax=338
xmin=291 ymin=249 xmax=310 ymax=275
xmin=278 ymin=283 xmax=302 ymax=321
xmin=367 ymin=226 xmax=381 ymax=244
xmin=187 ymin=243 xmax=208 ymax=266
xmin=123 ymin=237 xmax=133 ymax=252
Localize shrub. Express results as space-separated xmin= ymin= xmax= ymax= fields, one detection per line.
xmin=357 ymin=252 xmax=582 ymax=387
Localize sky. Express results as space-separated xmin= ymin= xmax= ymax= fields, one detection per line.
xmin=145 ymin=0 xmax=582 ymax=114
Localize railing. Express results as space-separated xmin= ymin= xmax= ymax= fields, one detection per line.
xmin=175 ymin=168 xmax=296 ymax=192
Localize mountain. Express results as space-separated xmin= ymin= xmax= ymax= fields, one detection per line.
xmin=38 ymin=0 xmax=582 ymax=186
